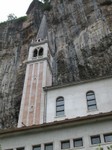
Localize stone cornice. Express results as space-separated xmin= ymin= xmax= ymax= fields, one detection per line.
xmin=0 ymin=111 xmax=112 ymax=137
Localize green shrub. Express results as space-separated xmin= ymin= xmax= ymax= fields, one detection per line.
xmin=15 ymin=16 xmax=27 ymax=23
xmin=43 ymin=0 xmax=52 ymax=11
xmin=96 ymin=145 xmax=112 ymax=150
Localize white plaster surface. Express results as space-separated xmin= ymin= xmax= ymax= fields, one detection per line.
xmin=1 ymin=120 xmax=112 ymax=150
xmin=28 ymin=43 xmax=49 ymax=61
xmin=18 ymin=41 xmax=52 ymax=127
xmin=46 ymin=78 xmax=112 ymax=122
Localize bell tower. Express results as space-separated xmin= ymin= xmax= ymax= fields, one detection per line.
xmin=18 ymin=15 xmax=52 ymax=127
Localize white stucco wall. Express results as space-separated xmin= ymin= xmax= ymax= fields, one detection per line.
xmin=28 ymin=42 xmax=48 ymax=60
xmin=18 ymin=40 xmax=53 ymax=127
xmin=1 ymin=120 xmax=112 ymax=150
xmin=46 ymin=78 xmax=112 ymax=122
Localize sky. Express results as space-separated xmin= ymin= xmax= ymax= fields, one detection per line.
xmin=0 ymin=0 xmax=33 ymax=22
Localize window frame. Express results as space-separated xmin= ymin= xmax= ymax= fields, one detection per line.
xmin=91 ymin=135 xmax=101 ymax=145
xmin=104 ymin=133 xmax=112 ymax=143
xmin=86 ymin=91 xmax=97 ymax=111
xmin=56 ymin=96 xmax=64 ymax=117
xmin=61 ymin=140 xmax=70 ymax=149
xmin=38 ymin=47 xmax=44 ymax=56
xmin=33 ymin=49 xmax=38 ymax=58
xmin=73 ymin=138 xmax=83 ymax=148
xmin=32 ymin=145 xmax=41 ymax=150
xmin=37 ymin=38 xmax=41 ymax=42
xmin=16 ymin=147 xmax=25 ymax=150
xmin=44 ymin=143 xmax=53 ymax=150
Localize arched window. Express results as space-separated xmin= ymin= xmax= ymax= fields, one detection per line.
xmin=86 ymin=91 xmax=97 ymax=110
xmin=56 ymin=97 xmax=64 ymax=116
xmin=38 ymin=39 xmax=41 ymax=42
xmin=33 ymin=49 xmax=38 ymax=57
xmin=39 ymin=47 xmax=43 ymax=56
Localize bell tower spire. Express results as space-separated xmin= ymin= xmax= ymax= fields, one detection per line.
xmin=36 ymin=15 xmax=48 ymax=40
xmin=18 ymin=15 xmax=52 ymax=127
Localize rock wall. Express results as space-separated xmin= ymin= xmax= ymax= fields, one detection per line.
xmin=47 ymin=0 xmax=112 ymax=84
xmin=0 ymin=0 xmax=112 ymax=128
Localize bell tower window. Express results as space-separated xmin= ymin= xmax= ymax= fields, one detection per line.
xmin=39 ymin=47 xmax=44 ymax=56
xmin=38 ymin=39 xmax=41 ymax=42
xmin=33 ymin=49 xmax=38 ymax=57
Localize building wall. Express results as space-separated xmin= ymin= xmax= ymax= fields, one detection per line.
xmin=1 ymin=120 xmax=112 ymax=150
xmin=18 ymin=41 xmax=52 ymax=127
xmin=46 ymin=77 xmax=112 ymax=122
xmin=28 ymin=42 xmax=49 ymax=61
xmin=18 ymin=61 xmax=44 ymax=127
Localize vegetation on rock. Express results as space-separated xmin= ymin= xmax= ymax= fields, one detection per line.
xmin=96 ymin=145 xmax=112 ymax=150
xmin=42 ymin=0 xmax=52 ymax=11
xmin=15 ymin=16 xmax=27 ymax=23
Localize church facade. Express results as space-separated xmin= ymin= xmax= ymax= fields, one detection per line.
xmin=0 ymin=15 xmax=112 ymax=150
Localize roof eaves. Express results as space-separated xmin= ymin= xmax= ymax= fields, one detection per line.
xmin=0 ymin=111 xmax=112 ymax=137
xmin=43 ymin=75 xmax=112 ymax=91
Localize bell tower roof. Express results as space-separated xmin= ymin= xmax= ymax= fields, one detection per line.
xmin=36 ymin=15 xmax=48 ymax=41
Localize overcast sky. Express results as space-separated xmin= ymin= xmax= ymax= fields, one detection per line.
xmin=0 ymin=0 xmax=33 ymax=22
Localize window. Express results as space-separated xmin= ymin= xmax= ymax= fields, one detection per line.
xmin=61 ymin=140 xmax=70 ymax=149
xmin=56 ymin=97 xmax=64 ymax=116
xmin=104 ymin=133 xmax=112 ymax=143
xmin=73 ymin=138 xmax=83 ymax=147
xmin=39 ymin=48 xmax=43 ymax=56
xmin=86 ymin=91 xmax=97 ymax=110
xmin=33 ymin=145 xmax=41 ymax=150
xmin=16 ymin=148 xmax=24 ymax=150
xmin=45 ymin=143 xmax=53 ymax=150
xmin=33 ymin=49 xmax=38 ymax=57
xmin=38 ymin=39 xmax=41 ymax=42
xmin=91 ymin=135 xmax=101 ymax=145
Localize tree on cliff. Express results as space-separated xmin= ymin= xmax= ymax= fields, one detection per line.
xmin=7 ymin=14 xmax=17 ymax=21
xmin=42 ymin=0 xmax=52 ymax=11
xmin=42 ymin=0 xmax=50 ymax=3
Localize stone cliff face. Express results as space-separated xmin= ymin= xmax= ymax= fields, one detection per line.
xmin=0 ymin=0 xmax=112 ymax=128
xmin=47 ymin=0 xmax=112 ymax=84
